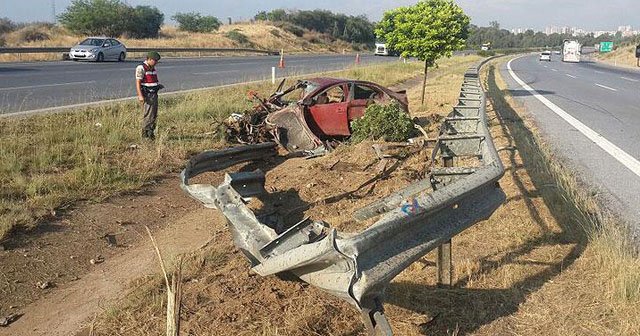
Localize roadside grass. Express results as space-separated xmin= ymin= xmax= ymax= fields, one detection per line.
xmin=87 ymin=54 xmax=640 ymax=335
xmin=474 ymin=60 xmax=640 ymax=335
xmin=0 ymin=58 xmax=431 ymax=242
xmin=0 ymin=22 xmax=354 ymax=62
xmin=596 ymin=43 xmax=639 ymax=69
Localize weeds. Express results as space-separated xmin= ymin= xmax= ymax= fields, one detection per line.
xmin=350 ymin=102 xmax=414 ymax=142
xmin=0 ymin=60 xmax=424 ymax=242
xmin=225 ymin=29 xmax=252 ymax=47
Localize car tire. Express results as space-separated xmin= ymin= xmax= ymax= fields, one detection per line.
xmin=118 ymin=52 xmax=126 ymax=62
xmin=97 ymin=53 xmax=104 ymax=62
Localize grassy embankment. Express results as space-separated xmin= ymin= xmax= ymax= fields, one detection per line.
xmin=476 ymin=60 xmax=640 ymax=335
xmin=87 ymin=55 xmax=639 ymax=335
xmin=0 ymin=57 xmax=433 ymax=242
xmin=0 ymin=22 xmax=357 ymax=62
xmin=597 ymin=43 xmax=640 ymax=68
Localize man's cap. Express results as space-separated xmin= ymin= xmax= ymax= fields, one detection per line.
xmin=147 ymin=51 xmax=161 ymax=61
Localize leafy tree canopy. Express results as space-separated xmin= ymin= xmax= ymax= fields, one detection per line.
xmin=375 ymin=0 xmax=470 ymax=65
xmin=172 ymin=12 xmax=222 ymax=33
xmin=59 ymin=0 xmax=163 ymax=38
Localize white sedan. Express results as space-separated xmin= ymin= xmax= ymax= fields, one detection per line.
xmin=539 ymin=51 xmax=551 ymax=62
xmin=69 ymin=37 xmax=127 ymax=62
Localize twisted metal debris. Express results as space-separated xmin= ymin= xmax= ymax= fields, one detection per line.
xmin=181 ymin=59 xmax=505 ymax=335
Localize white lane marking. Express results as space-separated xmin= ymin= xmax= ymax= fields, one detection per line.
xmin=193 ymin=70 xmax=240 ymax=75
xmin=595 ymin=83 xmax=618 ymax=91
xmin=594 ymin=70 xmax=604 ymax=74
xmin=507 ymin=57 xmax=640 ymax=178
xmin=543 ymin=65 xmax=548 ymax=68
xmin=0 ymin=81 xmax=96 ymax=91
xmin=621 ymin=76 xmax=639 ymax=82
xmin=565 ymin=74 xmax=577 ymax=79
xmin=550 ymin=69 xmax=558 ymax=72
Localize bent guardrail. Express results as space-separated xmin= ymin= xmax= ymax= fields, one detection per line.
xmin=180 ymin=58 xmax=505 ymax=335
xmin=0 ymin=47 xmax=279 ymax=56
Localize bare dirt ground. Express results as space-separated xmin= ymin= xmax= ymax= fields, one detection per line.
xmin=0 ymin=179 xmax=216 ymax=336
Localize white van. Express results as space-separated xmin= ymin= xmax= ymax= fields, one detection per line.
xmin=375 ymin=43 xmax=390 ymax=56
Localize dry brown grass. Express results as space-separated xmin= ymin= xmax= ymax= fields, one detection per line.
xmin=473 ymin=59 xmax=640 ymax=335
xmin=0 ymin=59 xmax=422 ymax=242
xmin=596 ymin=43 xmax=640 ymax=68
xmin=0 ymin=22 xmax=355 ymax=62
xmin=80 ymin=54 xmax=640 ymax=335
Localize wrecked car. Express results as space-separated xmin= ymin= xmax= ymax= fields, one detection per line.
xmin=226 ymin=78 xmax=409 ymax=154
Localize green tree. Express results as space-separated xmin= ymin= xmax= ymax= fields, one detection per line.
xmin=172 ymin=12 xmax=221 ymax=33
xmin=254 ymin=11 xmax=268 ymax=21
xmin=267 ymin=9 xmax=288 ymax=22
xmin=376 ymin=0 xmax=470 ymax=104
xmin=0 ymin=17 xmax=16 ymax=35
xmin=58 ymin=0 xmax=130 ymax=37
xmin=125 ymin=6 xmax=164 ymax=38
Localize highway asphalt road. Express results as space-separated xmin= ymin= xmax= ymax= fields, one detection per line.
xmin=501 ymin=54 xmax=640 ymax=241
xmin=0 ymin=54 xmax=396 ymax=114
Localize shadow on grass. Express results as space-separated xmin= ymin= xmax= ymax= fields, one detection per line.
xmin=386 ymin=63 xmax=590 ymax=335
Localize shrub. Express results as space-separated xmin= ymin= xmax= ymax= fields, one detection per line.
xmin=351 ymin=102 xmax=415 ymax=143
xmin=269 ymin=29 xmax=280 ymax=37
xmin=257 ymin=9 xmax=376 ymax=44
xmin=225 ymin=30 xmax=252 ymax=46
xmin=0 ymin=17 xmax=16 ymax=35
xmin=59 ymin=0 xmax=130 ymax=37
xmin=59 ymin=0 xmax=163 ymax=38
xmin=302 ymin=31 xmax=322 ymax=44
xmin=478 ymin=50 xmax=496 ymax=57
xmin=16 ymin=26 xmax=50 ymax=42
xmin=172 ymin=12 xmax=221 ymax=33
xmin=274 ymin=22 xmax=304 ymax=37
xmin=124 ymin=6 xmax=164 ymax=38
xmin=0 ymin=37 xmax=5 ymax=47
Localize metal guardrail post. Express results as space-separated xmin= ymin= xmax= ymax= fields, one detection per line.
xmin=436 ymin=239 xmax=453 ymax=287
xmin=437 ymin=156 xmax=454 ymax=287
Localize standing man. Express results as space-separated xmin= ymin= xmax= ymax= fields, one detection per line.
xmin=135 ymin=51 xmax=163 ymax=140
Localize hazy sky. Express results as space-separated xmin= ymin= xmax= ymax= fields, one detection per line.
xmin=1 ymin=0 xmax=638 ymax=31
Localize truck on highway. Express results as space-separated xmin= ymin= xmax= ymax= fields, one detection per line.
xmin=562 ymin=40 xmax=581 ymax=63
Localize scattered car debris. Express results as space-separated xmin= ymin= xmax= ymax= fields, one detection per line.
xmin=103 ymin=234 xmax=117 ymax=247
xmin=223 ymin=78 xmax=409 ymax=155
xmin=0 ymin=313 xmax=22 ymax=327
xmin=36 ymin=281 xmax=52 ymax=289
xmin=90 ymin=255 xmax=105 ymax=265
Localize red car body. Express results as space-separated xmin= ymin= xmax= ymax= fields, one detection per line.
xmin=265 ymin=77 xmax=409 ymax=152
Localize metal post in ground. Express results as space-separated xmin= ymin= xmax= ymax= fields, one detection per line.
xmin=436 ymin=239 xmax=453 ymax=287
xmin=436 ymin=156 xmax=454 ymax=287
